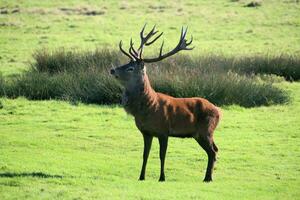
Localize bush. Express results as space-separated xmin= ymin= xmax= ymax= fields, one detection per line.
xmin=230 ymin=54 xmax=300 ymax=81
xmin=151 ymin=70 xmax=288 ymax=107
xmin=0 ymin=49 xmax=293 ymax=107
xmin=3 ymin=71 xmax=122 ymax=104
xmin=32 ymin=48 xmax=121 ymax=74
xmin=149 ymin=54 xmax=300 ymax=81
xmin=32 ymin=49 xmax=300 ymax=80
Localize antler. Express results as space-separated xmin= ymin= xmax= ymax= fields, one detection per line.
xmin=119 ymin=24 xmax=163 ymax=61
xmin=143 ymin=27 xmax=194 ymax=63
xmin=119 ymin=40 xmax=135 ymax=61
xmin=118 ymin=25 xmax=193 ymax=62
xmin=137 ymin=24 xmax=163 ymax=59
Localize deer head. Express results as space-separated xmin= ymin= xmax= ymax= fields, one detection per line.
xmin=110 ymin=24 xmax=194 ymax=87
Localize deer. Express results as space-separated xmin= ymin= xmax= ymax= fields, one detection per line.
xmin=110 ymin=24 xmax=221 ymax=182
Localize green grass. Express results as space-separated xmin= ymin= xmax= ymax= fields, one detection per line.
xmin=0 ymin=82 xmax=300 ymax=199
xmin=0 ymin=0 xmax=300 ymax=75
xmin=1 ymin=0 xmax=300 ymax=199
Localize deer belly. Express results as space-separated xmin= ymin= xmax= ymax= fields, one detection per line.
xmin=168 ymin=125 xmax=196 ymax=138
xmin=167 ymin=114 xmax=197 ymax=138
xmin=134 ymin=112 xmax=197 ymax=138
xmin=134 ymin=116 xmax=169 ymax=136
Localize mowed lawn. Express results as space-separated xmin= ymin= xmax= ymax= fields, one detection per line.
xmin=0 ymin=82 xmax=299 ymax=199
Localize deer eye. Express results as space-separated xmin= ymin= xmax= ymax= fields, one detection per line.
xmin=126 ymin=67 xmax=134 ymax=72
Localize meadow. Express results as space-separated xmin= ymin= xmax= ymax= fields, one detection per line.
xmin=0 ymin=0 xmax=300 ymax=199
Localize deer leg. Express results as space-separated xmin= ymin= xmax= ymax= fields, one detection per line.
xmin=158 ymin=136 xmax=168 ymax=182
xmin=139 ymin=133 xmax=153 ymax=181
xmin=195 ymin=136 xmax=217 ymax=182
xmin=212 ymin=141 xmax=219 ymax=153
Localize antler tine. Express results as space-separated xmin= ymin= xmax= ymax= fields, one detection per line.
xmin=145 ymin=32 xmax=163 ymax=46
xmin=181 ymin=28 xmax=194 ymax=50
xmin=182 ymin=27 xmax=188 ymax=40
xmin=186 ymin=35 xmax=193 ymax=46
xmin=138 ymin=25 xmax=161 ymax=50
xmin=179 ymin=27 xmax=184 ymax=42
xmin=177 ymin=27 xmax=194 ymax=50
xmin=119 ymin=40 xmax=135 ymax=60
xmin=185 ymin=35 xmax=195 ymax=50
xmin=159 ymin=40 xmax=164 ymax=57
xmin=178 ymin=27 xmax=188 ymax=46
xmin=138 ymin=24 xmax=162 ymax=59
xmin=129 ymin=38 xmax=139 ymax=60
xmin=143 ymin=26 xmax=194 ymax=63
xmin=143 ymin=25 xmax=157 ymax=40
xmin=140 ymin=23 xmax=156 ymax=38
xmin=139 ymin=45 xmax=144 ymax=59
xmin=140 ymin=23 xmax=147 ymax=39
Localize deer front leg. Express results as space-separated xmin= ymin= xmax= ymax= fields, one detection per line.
xmin=158 ymin=136 xmax=168 ymax=182
xmin=139 ymin=133 xmax=153 ymax=181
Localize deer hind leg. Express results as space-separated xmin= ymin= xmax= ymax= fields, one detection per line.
xmin=139 ymin=133 xmax=153 ymax=181
xmin=212 ymin=141 xmax=219 ymax=153
xmin=195 ymin=135 xmax=217 ymax=182
xmin=158 ymin=136 xmax=168 ymax=182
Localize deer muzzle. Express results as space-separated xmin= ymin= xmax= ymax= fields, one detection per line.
xmin=110 ymin=69 xmax=115 ymax=75
xmin=110 ymin=68 xmax=119 ymax=78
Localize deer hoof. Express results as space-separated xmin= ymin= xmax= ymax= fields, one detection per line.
xmin=203 ymin=177 xmax=213 ymax=182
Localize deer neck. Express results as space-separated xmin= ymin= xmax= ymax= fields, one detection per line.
xmin=123 ymin=72 xmax=157 ymax=116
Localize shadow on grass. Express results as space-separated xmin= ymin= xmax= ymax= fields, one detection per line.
xmin=0 ymin=172 xmax=63 ymax=178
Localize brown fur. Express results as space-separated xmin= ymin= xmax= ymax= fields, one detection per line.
xmin=124 ymin=73 xmax=220 ymax=139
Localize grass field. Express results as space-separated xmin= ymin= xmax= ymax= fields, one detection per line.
xmin=0 ymin=0 xmax=300 ymax=75
xmin=1 ymin=0 xmax=300 ymax=199
xmin=0 ymin=82 xmax=300 ymax=199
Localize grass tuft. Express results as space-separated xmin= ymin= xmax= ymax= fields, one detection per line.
xmin=32 ymin=48 xmax=121 ymax=73
xmin=0 ymin=49 xmax=294 ymax=107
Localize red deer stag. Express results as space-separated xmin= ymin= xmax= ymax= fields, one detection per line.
xmin=110 ymin=25 xmax=221 ymax=182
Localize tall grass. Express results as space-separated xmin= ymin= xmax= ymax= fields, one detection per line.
xmin=229 ymin=54 xmax=300 ymax=81
xmin=32 ymin=49 xmax=300 ymax=80
xmin=32 ymin=49 xmax=121 ymax=74
xmin=148 ymin=54 xmax=300 ymax=81
xmin=0 ymin=49 xmax=294 ymax=107
xmin=2 ymin=71 xmax=122 ymax=104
